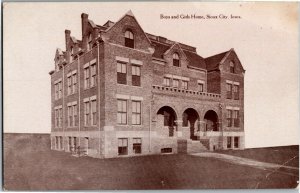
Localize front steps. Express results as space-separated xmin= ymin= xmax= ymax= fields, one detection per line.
xmin=187 ymin=139 xmax=209 ymax=153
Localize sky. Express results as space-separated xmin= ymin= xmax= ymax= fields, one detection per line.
xmin=3 ymin=2 xmax=299 ymax=148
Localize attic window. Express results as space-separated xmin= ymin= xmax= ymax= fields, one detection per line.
xmin=230 ymin=61 xmax=235 ymax=73
xmin=125 ymin=30 xmax=134 ymax=48
xmin=88 ymin=33 xmax=92 ymax=51
xmin=173 ymin=53 xmax=180 ymax=67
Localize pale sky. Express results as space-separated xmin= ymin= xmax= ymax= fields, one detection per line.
xmin=3 ymin=2 xmax=299 ymax=148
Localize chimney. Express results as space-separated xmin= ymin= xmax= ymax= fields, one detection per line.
xmin=81 ymin=13 xmax=89 ymax=50
xmin=65 ymin=29 xmax=71 ymax=51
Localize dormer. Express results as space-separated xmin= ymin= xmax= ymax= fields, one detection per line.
xmin=54 ymin=48 xmax=64 ymax=71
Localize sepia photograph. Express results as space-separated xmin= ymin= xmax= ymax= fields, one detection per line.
xmin=3 ymin=2 xmax=299 ymax=190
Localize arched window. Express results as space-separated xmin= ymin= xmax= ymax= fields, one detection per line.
xmin=125 ymin=30 xmax=134 ymax=48
xmin=230 ymin=61 xmax=235 ymax=73
xmin=173 ymin=53 xmax=180 ymax=67
xmin=88 ymin=33 xmax=92 ymax=50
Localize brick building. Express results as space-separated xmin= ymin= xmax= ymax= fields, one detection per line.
xmin=49 ymin=11 xmax=245 ymax=158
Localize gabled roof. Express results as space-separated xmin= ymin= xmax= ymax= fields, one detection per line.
xmin=164 ymin=43 xmax=187 ymax=60
xmin=184 ymin=50 xmax=206 ymax=69
xmin=70 ymin=36 xmax=78 ymax=44
xmin=105 ymin=10 xmax=152 ymax=45
xmin=205 ymin=50 xmax=230 ymax=71
xmin=152 ymin=41 xmax=170 ymax=59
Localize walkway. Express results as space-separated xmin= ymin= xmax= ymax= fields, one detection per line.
xmin=191 ymin=152 xmax=299 ymax=170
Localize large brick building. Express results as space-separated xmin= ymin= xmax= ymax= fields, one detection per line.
xmin=49 ymin=11 xmax=245 ymax=158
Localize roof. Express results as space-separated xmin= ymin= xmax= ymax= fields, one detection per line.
xmin=152 ymin=42 xmax=170 ymax=59
xmin=184 ymin=50 xmax=206 ymax=69
xmin=205 ymin=51 xmax=229 ymax=71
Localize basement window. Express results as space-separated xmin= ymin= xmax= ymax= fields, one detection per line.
xmin=118 ymin=138 xmax=128 ymax=155
xmin=161 ymin=148 xmax=172 ymax=153
xmin=133 ymin=138 xmax=142 ymax=154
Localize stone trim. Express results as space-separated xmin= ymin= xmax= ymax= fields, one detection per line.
xmin=164 ymin=74 xmax=190 ymax=81
xmin=116 ymin=94 xmax=130 ymax=100
xmin=115 ymin=56 xmax=129 ymax=63
xmin=197 ymin=80 xmax=205 ymax=84
xmin=131 ymin=96 xmax=143 ymax=101
xmin=54 ymin=105 xmax=62 ymax=110
xmin=130 ymin=59 xmax=143 ymax=66
xmin=233 ymin=82 xmax=240 ymax=85
xmin=54 ymin=78 xmax=62 ymax=84
xmin=226 ymin=80 xmax=233 ymax=84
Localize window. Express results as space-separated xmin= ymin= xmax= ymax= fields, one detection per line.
xmin=227 ymin=109 xmax=232 ymax=127
xmin=230 ymin=61 xmax=235 ymax=73
xmin=55 ymin=109 xmax=59 ymax=127
xmin=118 ymin=138 xmax=128 ymax=155
xmin=182 ymin=81 xmax=188 ymax=90
xmin=226 ymin=83 xmax=232 ymax=99
xmin=88 ymin=33 xmax=92 ymax=51
xmin=132 ymin=101 xmax=141 ymax=125
xmin=91 ymin=100 xmax=97 ymax=126
xmin=84 ymin=101 xmax=90 ymax=126
xmin=58 ymin=82 xmax=62 ymax=99
xmin=133 ymin=138 xmax=142 ymax=154
xmin=67 ymin=76 xmax=72 ymax=95
xmin=163 ymin=77 xmax=170 ymax=87
xmin=117 ymin=62 xmax=127 ymax=84
xmin=117 ymin=100 xmax=127 ymax=125
xmin=198 ymin=83 xmax=204 ymax=92
xmin=173 ymin=79 xmax=179 ymax=88
xmin=132 ymin=65 xmax=141 ymax=86
xmin=90 ymin=64 xmax=96 ymax=87
xmin=58 ymin=108 xmax=62 ymax=127
xmin=227 ymin=137 xmax=232 ymax=148
xmin=234 ymin=137 xmax=239 ymax=148
xmin=72 ymin=73 xmax=77 ymax=94
xmin=68 ymin=106 xmax=73 ymax=127
xmin=233 ymin=85 xmax=239 ymax=100
xmin=125 ymin=30 xmax=134 ymax=48
xmin=84 ymin=68 xmax=90 ymax=89
xmin=173 ymin=53 xmax=180 ymax=67
xmin=233 ymin=110 xmax=239 ymax=127
xmin=73 ymin=104 xmax=78 ymax=126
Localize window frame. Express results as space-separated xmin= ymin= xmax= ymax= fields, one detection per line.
xmin=233 ymin=84 xmax=239 ymax=100
xmin=124 ymin=30 xmax=134 ymax=48
xmin=132 ymin=100 xmax=141 ymax=125
xmin=131 ymin=65 xmax=141 ymax=86
xmin=133 ymin=138 xmax=142 ymax=154
xmin=173 ymin=79 xmax=179 ymax=88
xmin=172 ymin=53 xmax=180 ymax=67
xmin=227 ymin=109 xmax=232 ymax=127
xmin=182 ymin=81 xmax=188 ymax=90
xmin=117 ymin=99 xmax=127 ymax=125
xmin=84 ymin=101 xmax=90 ymax=126
xmin=118 ymin=138 xmax=128 ymax=155
xmin=117 ymin=62 xmax=127 ymax=85
xmin=198 ymin=83 xmax=204 ymax=92
xmin=230 ymin=61 xmax=235 ymax=73
xmin=163 ymin=77 xmax=171 ymax=87
xmin=226 ymin=83 xmax=232 ymax=99
xmin=91 ymin=99 xmax=97 ymax=126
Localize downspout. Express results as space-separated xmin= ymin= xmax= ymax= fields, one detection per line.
xmin=62 ymin=64 xmax=65 ymax=150
xmin=97 ymin=41 xmax=101 ymax=156
xmin=77 ymin=55 xmax=81 ymax=147
xmin=149 ymin=91 xmax=153 ymax=153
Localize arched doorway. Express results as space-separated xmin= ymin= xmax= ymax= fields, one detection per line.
xmin=204 ymin=110 xmax=219 ymax=131
xmin=157 ymin=106 xmax=177 ymax=137
xmin=182 ymin=108 xmax=200 ymax=140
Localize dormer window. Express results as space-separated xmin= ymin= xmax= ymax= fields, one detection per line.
xmin=230 ymin=61 xmax=235 ymax=73
xmin=88 ymin=33 xmax=92 ymax=51
xmin=70 ymin=46 xmax=74 ymax=55
xmin=173 ymin=53 xmax=180 ymax=67
xmin=125 ymin=30 xmax=134 ymax=48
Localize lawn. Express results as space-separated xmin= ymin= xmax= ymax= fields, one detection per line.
xmin=3 ymin=133 xmax=299 ymax=190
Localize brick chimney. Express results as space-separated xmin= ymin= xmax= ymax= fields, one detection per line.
xmin=81 ymin=13 xmax=89 ymax=50
xmin=65 ymin=29 xmax=71 ymax=51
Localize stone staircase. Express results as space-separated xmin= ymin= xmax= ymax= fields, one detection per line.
xmin=199 ymin=139 xmax=210 ymax=150
xmin=187 ymin=139 xmax=209 ymax=153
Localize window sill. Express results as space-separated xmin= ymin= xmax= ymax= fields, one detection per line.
xmin=117 ymin=83 xmax=129 ymax=86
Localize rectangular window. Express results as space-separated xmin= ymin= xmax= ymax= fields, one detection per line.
xmin=163 ymin=77 xmax=170 ymax=87
xmin=72 ymin=74 xmax=77 ymax=94
xmin=67 ymin=77 xmax=72 ymax=95
xmin=90 ymin=64 xmax=96 ymax=87
xmin=58 ymin=82 xmax=62 ymax=99
xmin=182 ymin=81 xmax=188 ymax=90
xmin=73 ymin=104 xmax=78 ymax=126
xmin=227 ymin=137 xmax=232 ymax=148
xmin=133 ymin=138 xmax=142 ymax=154
xmin=54 ymin=84 xmax=58 ymax=100
xmin=227 ymin=109 xmax=232 ymax=127
xmin=84 ymin=68 xmax=90 ymax=89
xmin=233 ymin=85 xmax=239 ymax=100
xmin=58 ymin=108 xmax=62 ymax=127
xmin=91 ymin=100 xmax=97 ymax=126
xmin=226 ymin=83 xmax=232 ymax=99
xmin=173 ymin=79 xmax=179 ymax=88
xmin=84 ymin=102 xmax=90 ymax=126
xmin=132 ymin=65 xmax=141 ymax=86
xmin=233 ymin=110 xmax=239 ymax=127
xmin=198 ymin=83 xmax=204 ymax=92
xmin=68 ymin=106 xmax=73 ymax=127
xmin=55 ymin=109 xmax=58 ymax=127
xmin=117 ymin=62 xmax=127 ymax=84
xmin=117 ymin=100 xmax=127 ymax=125
xmin=234 ymin=137 xmax=239 ymax=148
xmin=132 ymin=101 xmax=141 ymax=125
xmin=118 ymin=138 xmax=128 ymax=155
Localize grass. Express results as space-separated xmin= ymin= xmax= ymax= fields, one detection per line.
xmin=3 ymin=133 xmax=299 ymax=190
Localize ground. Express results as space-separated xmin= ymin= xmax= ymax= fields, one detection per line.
xmin=3 ymin=133 xmax=299 ymax=190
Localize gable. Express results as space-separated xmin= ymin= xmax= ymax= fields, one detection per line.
xmin=164 ymin=43 xmax=187 ymax=60
xmin=104 ymin=13 xmax=152 ymax=51
xmin=220 ymin=49 xmax=245 ymax=73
